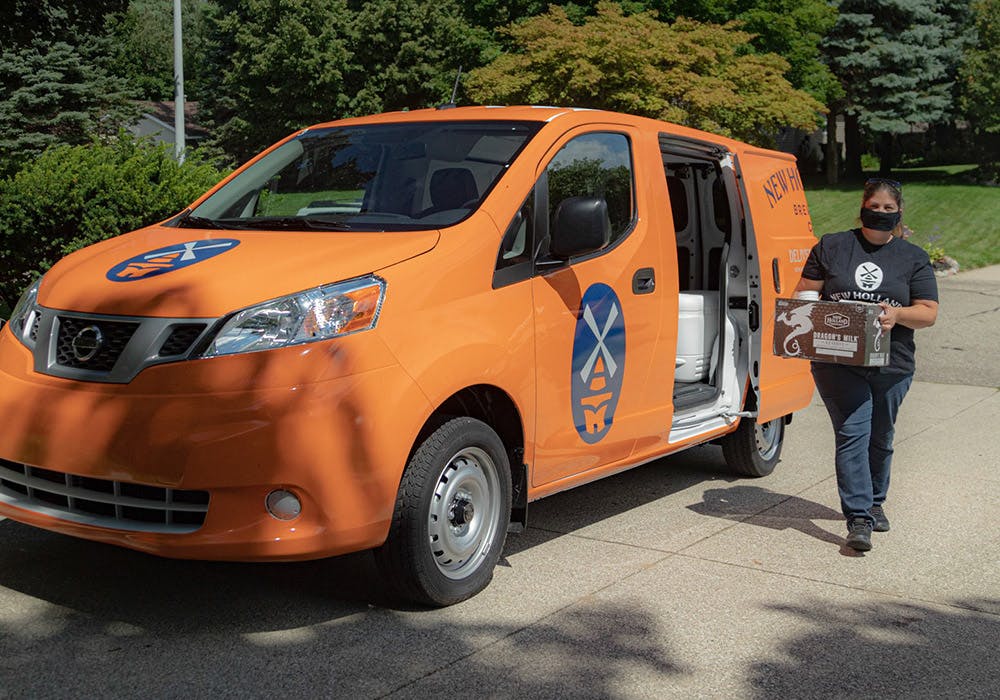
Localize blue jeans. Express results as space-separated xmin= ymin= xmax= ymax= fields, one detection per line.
xmin=811 ymin=364 xmax=914 ymax=525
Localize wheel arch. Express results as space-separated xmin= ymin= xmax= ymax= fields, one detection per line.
xmin=411 ymin=384 xmax=528 ymax=531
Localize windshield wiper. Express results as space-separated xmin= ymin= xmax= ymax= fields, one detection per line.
xmin=176 ymin=214 xmax=227 ymax=229
xmin=221 ymin=217 xmax=356 ymax=231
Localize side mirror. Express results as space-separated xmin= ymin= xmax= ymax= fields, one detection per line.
xmin=549 ymin=196 xmax=611 ymax=260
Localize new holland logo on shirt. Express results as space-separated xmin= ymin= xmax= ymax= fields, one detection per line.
xmin=855 ymin=262 xmax=883 ymax=291
xmin=570 ymin=283 xmax=626 ymax=444
xmin=106 ymin=239 xmax=241 ymax=281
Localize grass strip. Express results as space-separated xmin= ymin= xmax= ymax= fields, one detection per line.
xmin=805 ymin=165 xmax=1000 ymax=270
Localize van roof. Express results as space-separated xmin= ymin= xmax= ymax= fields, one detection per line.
xmin=307 ymin=105 xmax=582 ymax=129
xmin=302 ymin=105 xmax=792 ymax=163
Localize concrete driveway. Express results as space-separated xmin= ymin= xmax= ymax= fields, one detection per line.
xmin=1 ymin=268 xmax=997 ymax=699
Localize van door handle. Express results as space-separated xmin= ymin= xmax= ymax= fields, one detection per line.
xmin=632 ymin=267 xmax=655 ymax=294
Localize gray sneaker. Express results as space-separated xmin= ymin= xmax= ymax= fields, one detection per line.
xmin=870 ymin=505 xmax=890 ymax=532
xmin=846 ymin=518 xmax=873 ymax=551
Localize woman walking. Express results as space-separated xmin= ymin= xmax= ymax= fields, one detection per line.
xmin=794 ymin=178 xmax=939 ymax=552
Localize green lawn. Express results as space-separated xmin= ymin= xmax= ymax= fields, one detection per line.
xmin=804 ymin=165 xmax=1000 ymax=270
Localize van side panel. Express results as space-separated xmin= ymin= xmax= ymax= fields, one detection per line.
xmin=736 ymin=149 xmax=816 ymax=422
xmin=374 ymin=215 xmax=538 ymax=467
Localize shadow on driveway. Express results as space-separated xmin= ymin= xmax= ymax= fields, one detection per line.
xmin=749 ymin=597 xmax=1000 ymax=698
xmin=686 ymin=484 xmax=865 ymax=556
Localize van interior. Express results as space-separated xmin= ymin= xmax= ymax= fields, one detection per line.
xmin=663 ymin=153 xmax=751 ymax=417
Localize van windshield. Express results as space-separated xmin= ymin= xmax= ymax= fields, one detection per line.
xmin=181 ymin=121 xmax=542 ymax=231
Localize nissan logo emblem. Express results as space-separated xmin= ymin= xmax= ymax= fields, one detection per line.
xmin=71 ymin=326 xmax=104 ymax=362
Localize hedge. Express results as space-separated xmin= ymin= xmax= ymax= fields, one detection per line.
xmin=0 ymin=134 xmax=227 ymax=306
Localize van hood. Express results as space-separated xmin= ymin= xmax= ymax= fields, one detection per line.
xmin=38 ymin=226 xmax=440 ymax=318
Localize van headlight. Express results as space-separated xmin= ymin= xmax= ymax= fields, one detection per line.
xmin=7 ymin=277 xmax=41 ymax=345
xmin=201 ymin=275 xmax=386 ymax=357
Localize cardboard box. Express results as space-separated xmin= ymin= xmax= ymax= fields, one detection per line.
xmin=773 ymin=298 xmax=889 ymax=366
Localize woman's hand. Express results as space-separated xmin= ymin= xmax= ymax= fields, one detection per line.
xmin=879 ymin=299 xmax=938 ymax=331
xmin=878 ymin=302 xmax=899 ymax=331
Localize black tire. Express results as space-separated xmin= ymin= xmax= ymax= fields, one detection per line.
xmin=374 ymin=417 xmax=512 ymax=606
xmin=720 ymin=416 xmax=785 ymax=478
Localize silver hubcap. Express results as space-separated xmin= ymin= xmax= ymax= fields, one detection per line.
xmin=428 ymin=446 xmax=502 ymax=580
xmin=754 ymin=419 xmax=782 ymax=461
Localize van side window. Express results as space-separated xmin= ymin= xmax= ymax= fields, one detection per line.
xmin=497 ymin=192 xmax=533 ymax=269
xmin=546 ymin=133 xmax=634 ymax=246
xmin=493 ymin=191 xmax=535 ymax=288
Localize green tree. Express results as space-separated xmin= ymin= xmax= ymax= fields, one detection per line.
xmin=0 ymin=0 xmax=137 ymax=176
xmin=0 ymin=0 xmax=128 ymax=49
xmin=959 ymin=0 xmax=1000 ymax=177
xmin=202 ymin=0 xmax=492 ymax=163
xmin=0 ymin=135 xmax=225 ymax=306
xmin=462 ymin=1 xmax=838 ymax=104
xmin=822 ymin=0 xmax=969 ymax=175
xmin=465 ymin=2 xmax=824 ymax=146
xmin=459 ymin=0 xmax=552 ymax=29
xmin=0 ymin=40 xmax=137 ymax=177
xmin=732 ymin=0 xmax=840 ymax=105
xmin=346 ymin=0 xmax=492 ymax=114
xmin=200 ymin=0 xmax=355 ymax=164
xmin=106 ymin=0 xmax=216 ymax=102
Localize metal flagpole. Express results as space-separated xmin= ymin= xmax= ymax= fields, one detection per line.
xmin=173 ymin=0 xmax=186 ymax=164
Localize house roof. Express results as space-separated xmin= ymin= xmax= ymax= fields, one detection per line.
xmin=138 ymin=101 xmax=210 ymax=138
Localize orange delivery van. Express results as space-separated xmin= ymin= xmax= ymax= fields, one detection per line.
xmin=0 ymin=106 xmax=816 ymax=605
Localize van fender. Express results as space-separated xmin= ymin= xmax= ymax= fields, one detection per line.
xmin=408 ymin=378 xmax=530 ymax=532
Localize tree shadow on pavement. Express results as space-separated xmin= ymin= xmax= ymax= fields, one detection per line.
xmin=0 ymin=442 xmax=742 ymax=633
xmin=0 ymin=521 xmax=687 ymax=698
xmin=0 ymin=518 xmax=392 ymax=633
xmin=0 ymin=444 xmax=734 ymax=697
xmin=748 ymin=598 xmax=1000 ymax=699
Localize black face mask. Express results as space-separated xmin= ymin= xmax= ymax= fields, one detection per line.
xmin=860 ymin=208 xmax=901 ymax=231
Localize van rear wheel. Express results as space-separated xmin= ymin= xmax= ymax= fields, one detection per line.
xmin=375 ymin=417 xmax=511 ymax=606
xmin=721 ymin=416 xmax=784 ymax=477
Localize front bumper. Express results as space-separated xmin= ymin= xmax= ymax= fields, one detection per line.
xmin=0 ymin=328 xmax=430 ymax=561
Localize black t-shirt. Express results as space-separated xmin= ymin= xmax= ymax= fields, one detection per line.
xmin=802 ymin=229 xmax=939 ymax=374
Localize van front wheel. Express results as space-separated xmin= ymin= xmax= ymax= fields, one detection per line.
xmin=375 ymin=417 xmax=512 ymax=606
xmin=721 ymin=416 xmax=784 ymax=478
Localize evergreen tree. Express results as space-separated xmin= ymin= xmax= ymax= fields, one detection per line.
xmin=346 ymin=0 xmax=492 ymax=115
xmin=0 ymin=40 xmax=136 ymax=177
xmin=0 ymin=0 xmax=128 ymax=49
xmin=202 ymin=0 xmax=491 ymax=163
xmin=106 ymin=0 xmax=216 ymax=102
xmin=823 ymin=0 xmax=968 ymax=175
xmin=0 ymin=0 xmax=136 ymax=177
xmin=200 ymin=0 xmax=356 ymax=164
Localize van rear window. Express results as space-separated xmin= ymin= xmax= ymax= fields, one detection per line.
xmin=182 ymin=121 xmax=542 ymax=232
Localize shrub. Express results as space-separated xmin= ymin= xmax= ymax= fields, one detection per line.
xmin=0 ymin=134 xmax=227 ymax=306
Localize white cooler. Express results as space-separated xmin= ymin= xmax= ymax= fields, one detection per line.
xmin=675 ymin=291 xmax=719 ymax=383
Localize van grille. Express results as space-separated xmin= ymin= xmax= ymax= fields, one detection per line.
xmin=158 ymin=323 xmax=207 ymax=357
xmin=0 ymin=458 xmax=209 ymax=533
xmin=55 ymin=316 xmax=140 ymax=371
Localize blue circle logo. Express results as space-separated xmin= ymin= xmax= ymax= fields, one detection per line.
xmin=106 ymin=239 xmax=241 ymax=282
xmin=571 ymin=283 xmax=626 ymax=444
